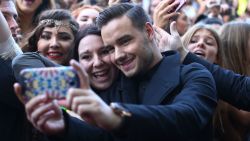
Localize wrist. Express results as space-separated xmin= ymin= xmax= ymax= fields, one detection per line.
xmin=109 ymin=102 xmax=132 ymax=130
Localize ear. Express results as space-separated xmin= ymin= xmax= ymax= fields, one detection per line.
xmin=144 ymin=22 xmax=154 ymax=41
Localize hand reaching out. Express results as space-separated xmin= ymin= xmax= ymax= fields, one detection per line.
xmin=14 ymin=83 xmax=66 ymax=135
xmin=66 ymin=60 xmax=122 ymax=130
xmin=154 ymin=22 xmax=188 ymax=62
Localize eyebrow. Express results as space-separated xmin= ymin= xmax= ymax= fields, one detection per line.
xmin=116 ymin=35 xmax=132 ymax=44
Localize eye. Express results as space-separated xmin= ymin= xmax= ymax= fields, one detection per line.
xmin=40 ymin=33 xmax=51 ymax=40
xmin=190 ymin=38 xmax=197 ymax=43
xmin=205 ymin=39 xmax=215 ymax=46
xmin=80 ymin=55 xmax=92 ymax=61
xmin=120 ymin=38 xmax=131 ymax=46
xmin=59 ymin=34 xmax=72 ymax=40
xmin=80 ymin=17 xmax=88 ymax=22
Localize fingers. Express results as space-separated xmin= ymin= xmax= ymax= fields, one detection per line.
xmin=70 ymin=59 xmax=90 ymax=89
xmin=71 ymin=95 xmax=92 ymax=112
xmin=13 ymin=83 xmax=24 ymax=103
xmin=29 ymin=100 xmax=55 ymax=125
xmin=66 ymin=88 xmax=92 ymax=109
xmin=153 ymin=0 xmax=180 ymax=28
xmin=25 ymin=94 xmax=48 ymax=120
xmin=170 ymin=21 xmax=180 ymax=37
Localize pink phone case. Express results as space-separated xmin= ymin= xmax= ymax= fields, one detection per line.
xmin=20 ymin=66 xmax=79 ymax=102
xmin=175 ymin=0 xmax=186 ymax=12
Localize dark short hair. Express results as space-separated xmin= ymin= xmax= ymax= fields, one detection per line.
xmin=96 ymin=3 xmax=151 ymax=31
xmin=73 ymin=25 xmax=101 ymax=60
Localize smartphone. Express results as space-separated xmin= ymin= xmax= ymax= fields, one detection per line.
xmin=175 ymin=0 xmax=186 ymax=12
xmin=120 ymin=0 xmax=131 ymax=3
xmin=20 ymin=66 xmax=80 ymax=102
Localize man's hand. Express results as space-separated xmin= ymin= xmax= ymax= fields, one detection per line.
xmin=14 ymin=83 xmax=66 ymax=135
xmin=153 ymin=0 xmax=180 ymax=29
xmin=154 ymin=22 xmax=188 ymax=62
xmin=67 ymin=60 xmax=123 ymax=130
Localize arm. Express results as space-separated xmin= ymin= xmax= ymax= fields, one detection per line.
xmin=0 ymin=2 xmax=22 ymax=59
xmin=12 ymin=52 xmax=60 ymax=82
xmin=156 ymin=23 xmax=250 ymax=111
xmin=14 ymin=82 xmax=114 ymax=141
xmin=0 ymin=10 xmax=10 ymax=42
xmin=112 ymin=63 xmax=217 ymax=140
xmin=183 ymin=53 xmax=250 ymax=111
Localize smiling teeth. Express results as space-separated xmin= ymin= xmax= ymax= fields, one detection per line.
xmin=49 ymin=53 xmax=62 ymax=56
xmin=94 ymin=70 xmax=108 ymax=77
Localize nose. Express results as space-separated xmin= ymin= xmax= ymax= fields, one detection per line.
xmin=114 ymin=48 xmax=126 ymax=65
xmin=9 ymin=17 xmax=18 ymax=36
xmin=196 ymin=40 xmax=205 ymax=49
xmin=49 ymin=37 xmax=60 ymax=49
xmin=93 ymin=55 xmax=104 ymax=68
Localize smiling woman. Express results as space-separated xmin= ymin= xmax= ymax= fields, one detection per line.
xmin=182 ymin=24 xmax=223 ymax=64
xmin=20 ymin=9 xmax=79 ymax=65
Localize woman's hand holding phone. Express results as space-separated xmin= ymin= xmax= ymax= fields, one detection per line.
xmin=153 ymin=0 xmax=186 ymax=29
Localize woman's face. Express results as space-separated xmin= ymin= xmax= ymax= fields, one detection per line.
xmin=78 ymin=35 xmax=118 ymax=90
xmin=76 ymin=8 xmax=99 ymax=29
xmin=37 ymin=26 xmax=75 ymax=65
xmin=187 ymin=29 xmax=218 ymax=63
xmin=16 ymin=0 xmax=42 ymax=14
xmin=176 ymin=13 xmax=189 ymax=36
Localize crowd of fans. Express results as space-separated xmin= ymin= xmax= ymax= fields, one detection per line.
xmin=1 ymin=0 xmax=250 ymax=141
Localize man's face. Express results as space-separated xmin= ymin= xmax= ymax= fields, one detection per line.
xmin=0 ymin=1 xmax=19 ymax=42
xmin=101 ymin=15 xmax=154 ymax=77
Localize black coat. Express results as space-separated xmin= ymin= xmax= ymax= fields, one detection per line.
xmin=183 ymin=52 xmax=250 ymax=110
xmin=0 ymin=58 xmax=27 ymax=141
xmin=52 ymin=51 xmax=217 ymax=141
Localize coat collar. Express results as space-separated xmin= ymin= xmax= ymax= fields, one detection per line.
xmin=118 ymin=51 xmax=181 ymax=104
xmin=142 ymin=51 xmax=181 ymax=104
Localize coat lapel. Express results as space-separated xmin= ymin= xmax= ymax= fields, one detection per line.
xmin=142 ymin=52 xmax=181 ymax=104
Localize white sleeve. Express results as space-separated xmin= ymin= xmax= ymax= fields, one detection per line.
xmin=0 ymin=35 xmax=23 ymax=60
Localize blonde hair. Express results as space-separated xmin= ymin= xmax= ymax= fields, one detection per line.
xmin=220 ymin=22 xmax=250 ymax=75
xmin=182 ymin=23 xmax=223 ymax=64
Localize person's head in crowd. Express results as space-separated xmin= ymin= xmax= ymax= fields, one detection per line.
xmin=182 ymin=24 xmax=223 ymax=64
xmin=72 ymin=5 xmax=102 ymax=29
xmin=16 ymin=0 xmax=55 ymax=36
xmin=0 ymin=0 xmax=19 ymax=42
xmin=206 ymin=0 xmax=221 ymax=18
xmin=220 ymin=22 xmax=250 ymax=75
xmin=74 ymin=25 xmax=118 ymax=91
xmin=62 ymin=0 xmax=78 ymax=9
xmin=21 ymin=9 xmax=79 ymax=66
xmin=175 ymin=11 xmax=190 ymax=36
xmin=97 ymin=3 xmax=162 ymax=77
xmin=200 ymin=17 xmax=223 ymax=31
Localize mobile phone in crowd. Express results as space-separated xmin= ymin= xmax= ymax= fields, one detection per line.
xmin=120 ymin=0 xmax=131 ymax=3
xmin=175 ymin=0 xmax=186 ymax=12
xmin=20 ymin=66 xmax=80 ymax=102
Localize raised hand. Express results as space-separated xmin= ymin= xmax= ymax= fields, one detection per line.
xmin=14 ymin=83 xmax=66 ymax=135
xmin=153 ymin=0 xmax=180 ymax=29
xmin=154 ymin=22 xmax=188 ymax=61
xmin=67 ymin=60 xmax=122 ymax=130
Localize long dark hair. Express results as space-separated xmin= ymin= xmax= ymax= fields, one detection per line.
xmin=73 ymin=25 xmax=101 ymax=61
xmin=22 ymin=9 xmax=79 ymax=52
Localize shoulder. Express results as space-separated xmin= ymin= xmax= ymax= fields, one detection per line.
xmin=180 ymin=62 xmax=214 ymax=84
